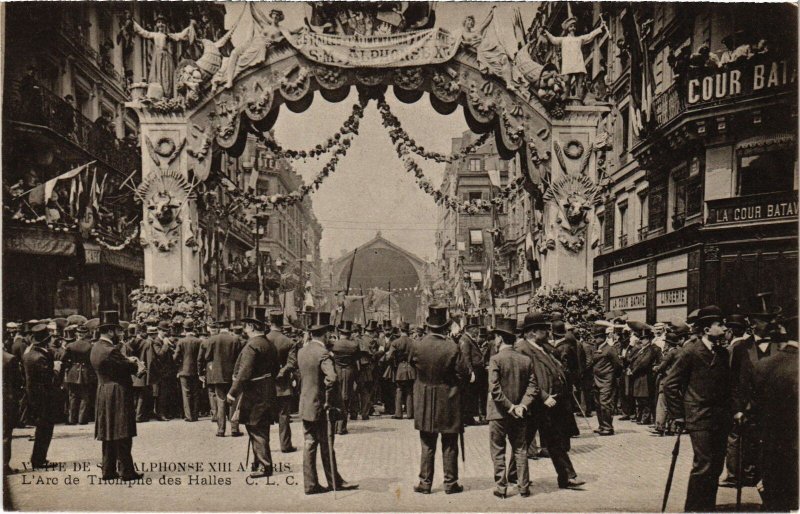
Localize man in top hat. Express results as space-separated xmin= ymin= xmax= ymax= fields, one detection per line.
xmin=511 ymin=312 xmax=583 ymax=489
xmin=200 ymin=318 xmax=245 ymax=437
xmin=297 ymin=311 xmax=358 ymax=494
xmin=409 ymin=305 xmax=469 ymax=494
xmin=330 ymin=320 xmax=359 ymax=435
xmin=173 ymin=318 xmax=203 ymax=422
xmin=62 ymin=316 xmax=96 ymax=425
xmin=22 ymin=323 xmax=62 ymax=469
xmin=592 ymin=324 xmax=622 ymax=436
xmin=663 ymin=305 xmax=735 ymax=512
xmin=227 ymin=306 xmax=279 ymax=479
xmin=627 ymin=321 xmax=661 ymax=425
xmin=91 ymin=310 xmax=144 ymax=481
xmin=356 ymin=320 xmax=379 ymax=420
xmin=720 ymin=296 xmax=781 ymax=488
xmin=460 ymin=315 xmax=487 ymax=426
xmin=487 ymin=317 xmax=538 ymax=498
xmin=385 ymin=321 xmax=416 ymax=420
xmin=270 ymin=311 xmax=300 ymax=453
xmin=751 ymin=316 xmax=798 ymax=511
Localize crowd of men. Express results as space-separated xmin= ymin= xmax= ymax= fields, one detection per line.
xmin=2 ymin=294 xmax=797 ymax=511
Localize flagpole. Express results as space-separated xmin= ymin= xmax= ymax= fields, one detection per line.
xmin=360 ymin=285 xmax=368 ymax=325
xmin=388 ymin=281 xmax=391 ymax=323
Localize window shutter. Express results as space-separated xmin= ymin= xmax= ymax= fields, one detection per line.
xmin=604 ymin=198 xmax=615 ymax=248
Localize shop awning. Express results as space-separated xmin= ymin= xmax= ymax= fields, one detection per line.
xmin=83 ymin=242 xmax=144 ymax=274
xmin=3 ymin=225 xmax=77 ymax=256
xmin=736 ymin=133 xmax=795 ymax=156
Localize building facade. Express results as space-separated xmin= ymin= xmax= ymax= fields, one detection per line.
xmin=532 ymin=3 xmax=797 ymax=322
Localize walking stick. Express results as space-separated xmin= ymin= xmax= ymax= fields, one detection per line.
xmin=245 ymin=435 xmax=252 ymax=469
xmin=736 ymin=426 xmax=744 ymax=511
xmin=661 ymin=428 xmax=683 ymax=512
xmin=571 ymin=389 xmax=594 ymax=433
xmin=459 ymin=431 xmax=466 ymax=463
xmin=326 ymin=407 xmax=338 ymax=500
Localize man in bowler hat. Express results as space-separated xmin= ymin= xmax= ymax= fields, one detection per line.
xmin=297 ymin=312 xmax=358 ymax=494
xmin=409 ymin=305 xmax=469 ymax=494
xmin=664 ymin=305 xmax=735 ymax=512
xmin=90 ymin=311 xmax=144 ymax=480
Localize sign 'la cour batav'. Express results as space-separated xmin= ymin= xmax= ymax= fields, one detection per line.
xmin=706 ymin=191 xmax=798 ymax=225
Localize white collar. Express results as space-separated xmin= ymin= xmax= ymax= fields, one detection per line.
xmin=701 ymin=336 xmax=714 ymax=352
xmin=311 ymin=339 xmax=326 ymax=348
xmin=99 ymin=336 xmax=114 ymax=344
xmin=526 ymin=339 xmax=543 ymax=351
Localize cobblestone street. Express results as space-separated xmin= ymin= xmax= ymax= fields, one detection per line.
xmin=5 ymin=413 xmax=761 ymax=511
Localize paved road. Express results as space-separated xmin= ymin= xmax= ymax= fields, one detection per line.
xmin=5 ymin=414 xmax=760 ymax=511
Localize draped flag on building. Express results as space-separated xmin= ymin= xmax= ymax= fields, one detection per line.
xmin=621 ymin=5 xmax=655 ymax=136
xmin=43 ymin=161 xmax=95 ymax=204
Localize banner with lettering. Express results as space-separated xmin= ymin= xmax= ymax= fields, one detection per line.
xmin=285 ymin=27 xmax=461 ymax=68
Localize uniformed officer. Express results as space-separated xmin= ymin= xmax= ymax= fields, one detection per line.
xmin=173 ymin=319 xmax=203 ymax=422
xmin=356 ymin=320 xmax=378 ymax=420
xmin=228 ymin=307 xmax=279 ymax=478
xmin=298 ymin=312 xmax=358 ymax=495
xmin=592 ymin=324 xmax=622 ymax=436
xmin=410 ymin=305 xmax=469 ymax=495
xmin=62 ymin=316 xmax=95 ymax=425
xmin=269 ymin=311 xmax=300 ymax=453
xmin=331 ymin=320 xmax=359 ymax=435
xmin=91 ymin=310 xmax=144 ymax=481
xmin=664 ymin=305 xmax=734 ymax=512
xmin=486 ymin=317 xmax=538 ymax=498
xmin=22 ymin=324 xmax=61 ymax=469
xmin=387 ymin=321 xmax=416 ymax=420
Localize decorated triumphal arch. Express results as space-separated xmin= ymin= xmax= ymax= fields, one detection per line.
xmin=127 ymin=3 xmax=611 ymax=316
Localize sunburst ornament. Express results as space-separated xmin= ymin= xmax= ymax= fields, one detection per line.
xmin=137 ymin=169 xmax=196 ymax=252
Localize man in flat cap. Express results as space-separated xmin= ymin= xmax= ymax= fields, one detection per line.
xmin=22 ymin=323 xmax=62 ymax=468
xmin=410 ymin=305 xmax=469 ymax=494
xmin=664 ymin=305 xmax=734 ymax=512
xmin=91 ymin=311 xmax=144 ymax=481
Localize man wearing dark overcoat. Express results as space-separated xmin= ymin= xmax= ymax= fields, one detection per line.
xmin=22 ymin=324 xmax=62 ymax=469
xmin=330 ymin=320 xmax=359 ymax=435
xmin=628 ymin=321 xmax=661 ymax=425
xmin=486 ymin=317 xmax=538 ymax=498
xmin=664 ymin=305 xmax=735 ymax=512
xmin=387 ymin=322 xmax=416 ymax=420
xmin=199 ymin=322 xmax=244 ymax=437
xmin=297 ymin=312 xmax=357 ymax=495
xmin=269 ymin=312 xmax=299 ymax=453
xmin=62 ymin=321 xmax=96 ymax=425
xmin=751 ymin=320 xmax=798 ymax=511
xmin=511 ymin=312 xmax=584 ymax=489
xmin=227 ymin=307 xmax=279 ymax=478
xmin=173 ymin=319 xmax=203 ymax=422
xmin=355 ymin=320 xmax=378 ymax=420
xmin=409 ymin=305 xmax=469 ymax=494
xmin=551 ymin=320 xmax=581 ymax=414
xmin=3 ymin=348 xmax=24 ymax=474
xmin=137 ymin=324 xmax=171 ymax=422
xmin=592 ymin=325 xmax=622 ymax=435
xmin=90 ymin=311 xmax=144 ymax=481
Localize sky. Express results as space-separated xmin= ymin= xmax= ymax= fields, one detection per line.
xmin=223 ymin=2 xmax=538 ymax=261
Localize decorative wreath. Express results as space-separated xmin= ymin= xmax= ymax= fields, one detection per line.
xmin=563 ymin=140 xmax=584 ymax=160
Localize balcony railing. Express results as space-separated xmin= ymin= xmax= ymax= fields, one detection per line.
xmin=8 ymin=83 xmax=139 ymax=174
xmin=653 ymin=82 xmax=687 ymax=129
xmin=618 ymin=233 xmax=629 ymax=248
xmin=637 ymin=226 xmax=649 ymax=241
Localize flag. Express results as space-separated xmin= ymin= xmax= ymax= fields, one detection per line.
xmin=525 ymin=230 xmax=539 ymax=273
xmin=454 ymin=279 xmax=465 ymax=309
xmin=621 ymin=4 xmax=655 ymax=136
xmin=487 ymin=167 xmax=501 ymax=189
xmin=466 ymin=287 xmax=479 ymax=308
xmin=89 ymin=167 xmax=99 ymax=211
xmin=248 ymin=169 xmax=259 ymax=193
xmin=512 ymin=7 xmax=526 ymax=51
xmin=43 ymin=161 xmax=94 ymax=204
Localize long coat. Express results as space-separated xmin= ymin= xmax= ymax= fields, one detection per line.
xmin=173 ymin=336 xmax=202 ymax=377
xmin=486 ymin=346 xmax=538 ymax=421
xmin=663 ymin=338 xmax=733 ymax=432
xmin=389 ymin=335 xmax=417 ymax=382
xmin=298 ymin=340 xmax=338 ymax=423
xmin=630 ymin=343 xmax=661 ymax=398
xmin=459 ymin=333 xmax=485 ymax=376
xmin=229 ymin=335 xmax=278 ymax=426
xmin=752 ymin=345 xmax=798 ymax=450
xmin=268 ymin=329 xmax=297 ymax=397
xmin=135 ymin=337 xmax=169 ymax=387
xmin=22 ymin=345 xmax=61 ymax=425
xmin=553 ymin=336 xmax=581 ymax=387
xmin=91 ymin=338 xmax=138 ymax=441
xmin=409 ymin=333 xmax=469 ymax=434
xmin=331 ymin=337 xmax=359 ymax=401
xmin=592 ymin=342 xmax=622 ymax=390
xmin=200 ymin=332 xmax=243 ymax=385
xmin=357 ymin=335 xmax=378 ymax=383
xmin=4 ymin=351 xmax=23 ymax=427
xmin=62 ymin=338 xmax=96 ymax=385
xmin=514 ymin=339 xmax=580 ymax=439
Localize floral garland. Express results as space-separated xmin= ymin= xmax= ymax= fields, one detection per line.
xmin=257 ymin=104 xmax=364 ymax=160
xmin=91 ymin=225 xmax=140 ymax=251
xmin=8 ymin=213 xmax=140 ymax=250
xmin=130 ymin=285 xmax=211 ymax=326
xmin=376 ymin=99 xmax=490 ymax=163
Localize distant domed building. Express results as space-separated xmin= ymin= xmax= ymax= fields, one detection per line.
xmin=328 ymin=233 xmax=431 ymax=324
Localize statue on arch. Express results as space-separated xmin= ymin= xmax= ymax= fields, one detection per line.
xmin=542 ymin=12 xmax=606 ymax=100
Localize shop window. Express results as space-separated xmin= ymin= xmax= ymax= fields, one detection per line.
xmin=469 ymin=158 xmax=482 ymax=172
xmin=469 ymin=229 xmax=483 ymax=245
xmin=737 ymin=148 xmax=796 ymax=196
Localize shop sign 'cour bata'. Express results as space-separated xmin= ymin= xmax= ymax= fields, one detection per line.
xmin=706 ymin=191 xmax=798 ymax=226
xmin=687 ymin=57 xmax=796 ymax=105
xmin=286 ymin=27 xmax=461 ymax=68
